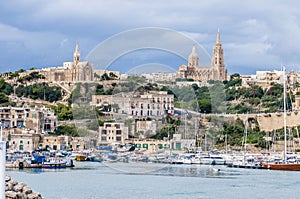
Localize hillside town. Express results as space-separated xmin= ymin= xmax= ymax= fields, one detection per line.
xmin=1 ymin=31 xmax=300 ymax=162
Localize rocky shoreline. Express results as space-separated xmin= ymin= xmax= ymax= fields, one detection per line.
xmin=5 ymin=174 xmax=43 ymax=199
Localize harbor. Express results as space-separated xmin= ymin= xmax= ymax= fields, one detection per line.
xmin=3 ymin=1 xmax=300 ymax=198
xmin=7 ymin=161 xmax=300 ymax=199
xmin=4 ymin=145 xmax=300 ymax=170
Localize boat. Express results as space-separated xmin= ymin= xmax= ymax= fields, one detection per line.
xmin=75 ymin=155 xmax=87 ymax=161
xmin=200 ymin=154 xmax=225 ymax=165
xmin=262 ymin=67 xmax=300 ymax=171
xmin=42 ymin=158 xmax=67 ymax=169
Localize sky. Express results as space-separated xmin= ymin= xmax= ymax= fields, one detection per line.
xmin=1 ymin=0 xmax=300 ymax=75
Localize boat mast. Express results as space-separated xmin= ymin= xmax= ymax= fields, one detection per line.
xmin=225 ymin=134 xmax=228 ymax=155
xmin=243 ymin=113 xmax=248 ymax=164
xmin=283 ymin=66 xmax=287 ymax=163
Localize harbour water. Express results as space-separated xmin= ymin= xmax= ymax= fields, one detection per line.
xmin=7 ymin=162 xmax=300 ymax=199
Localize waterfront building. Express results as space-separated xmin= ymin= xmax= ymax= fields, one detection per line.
xmin=41 ymin=135 xmax=71 ymax=151
xmin=98 ymin=122 xmax=128 ymax=146
xmin=125 ymin=138 xmax=169 ymax=153
xmin=176 ymin=31 xmax=227 ymax=81
xmin=171 ymin=134 xmax=196 ymax=150
xmin=7 ymin=132 xmax=41 ymax=151
xmin=40 ymin=43 xmax=94 ymax=82
xmin=41 ymin=135 xmax=92 ymax=151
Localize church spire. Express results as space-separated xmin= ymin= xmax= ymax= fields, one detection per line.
xmin=211 ymin=29 xmax=226 ymax=80
xmin=73 ymin=42 xmax=80 ymax=64
xmin=216 ymin=29 xmax=221 ymax=44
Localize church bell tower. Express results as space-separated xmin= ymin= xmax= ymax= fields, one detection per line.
xmin=73 ymin=42 xmax=80 ymax=65
xmin=211 ymin=30 xmax=227 ymax=80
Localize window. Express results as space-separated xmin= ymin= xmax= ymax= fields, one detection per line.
xmin=102 ymin=130 xmax=107 ymax=135
xmin=116 ymin=130 xmax=122 ymax=135
xmin=27 ymin=141 xmax=30 ymax=145
xmin=101 ymin=136 xmax=107 ymax=141
xmin=20 ymin=140 xmax=23 ymax=144
xmin=116 ymin=136 xmax=122 ymax=141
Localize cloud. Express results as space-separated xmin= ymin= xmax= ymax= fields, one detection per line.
xmin=1 ymin=0 xmax=300 ymax=73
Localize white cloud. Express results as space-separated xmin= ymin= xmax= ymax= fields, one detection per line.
xmin=1 ymin=0 xmax=300 ymax=73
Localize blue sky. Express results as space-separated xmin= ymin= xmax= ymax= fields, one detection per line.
xmin=1 ymin=0 xmax=300 ymax=75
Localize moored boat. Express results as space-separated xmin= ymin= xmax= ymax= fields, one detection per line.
xmin=75 ymin=155 xmax=87 ymax=161
xmin=261 ymin=163 xmax=300 ymax=171
xmin=42 ymin=158 xmax=67 ymax=169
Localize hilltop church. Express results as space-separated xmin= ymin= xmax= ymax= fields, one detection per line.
xmin=40 ymin=43 xmax=94 ymax=82
xmin=176 ymin=31 xmax=227 ymax=81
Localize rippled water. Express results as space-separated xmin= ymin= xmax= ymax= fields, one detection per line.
xmin=7 ymin=162 xmax=300 ymax=199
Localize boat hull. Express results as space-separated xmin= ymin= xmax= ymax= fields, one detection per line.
xmin=262 ymin=163 xmax=300 ymax=171
xmin=42 ymin=163 xmax=67 ymax=169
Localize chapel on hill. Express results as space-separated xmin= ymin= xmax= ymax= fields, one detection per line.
xmin=40 ymin=43 xmax=94 ymax=82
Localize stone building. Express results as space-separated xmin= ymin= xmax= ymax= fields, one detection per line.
xmin=176 ymin=31 xmax=227 ymax=81
xmin=0 ymin=106 xmax=57 ymax=133
xmin=40 ymin=43 xmax=94 ymax=82
xmin=98 ymin=122 xmax=128 ymax=146
xmin=41 ymin=135 xmax=71 ymax=150
xmin=128 ymin=91 xmax=174 ymax=117
xmin=125 ymin=138 xmax=169 ymax=153
xmin=41 ymin=135 xmax=92 ymax=151
xmin=5 ymin=130 xmax=41 ymax=151
xmin=135 ymin=120 xmax=157 ymax=138
xmin=91 ymin=90 xmax=174 ymax=118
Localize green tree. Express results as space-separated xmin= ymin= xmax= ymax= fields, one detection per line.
xmin=0 ymin=92 xmax=9 ymax=104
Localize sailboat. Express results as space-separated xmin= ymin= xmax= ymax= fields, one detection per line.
xmin=262 ymin=66 xmax=300 ymax=171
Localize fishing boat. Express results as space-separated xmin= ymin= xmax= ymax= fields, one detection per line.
xmin=262 ymin=67 xmax=300 ymax=171
xmin=42 ymin=158 xmax=67 ymax=169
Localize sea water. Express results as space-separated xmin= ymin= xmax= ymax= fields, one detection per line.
xmin=7 ymin=162 xmax=300 ymax=199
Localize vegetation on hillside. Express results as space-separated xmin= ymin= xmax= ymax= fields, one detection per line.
xmin=16 ymin=83 xmax=62 ymax=102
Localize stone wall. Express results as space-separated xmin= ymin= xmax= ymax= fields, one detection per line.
xmin=5 ymin=174 xmax=43 ymax=199
xmin=235 ymin=111 xmax=300 ymax=132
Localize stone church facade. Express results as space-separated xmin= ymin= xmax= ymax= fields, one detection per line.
xmin=40 ymin=43 xmax=94 ymax=82
xmin=176 ymin=31 xmax=227 ymax=81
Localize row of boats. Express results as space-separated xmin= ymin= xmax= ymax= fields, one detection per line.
xmin=5 ymin=148 xmax=300 ymax=171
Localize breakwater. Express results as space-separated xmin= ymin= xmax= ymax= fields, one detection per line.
xmin=5 ymin=174 xmax=43 ymax=199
